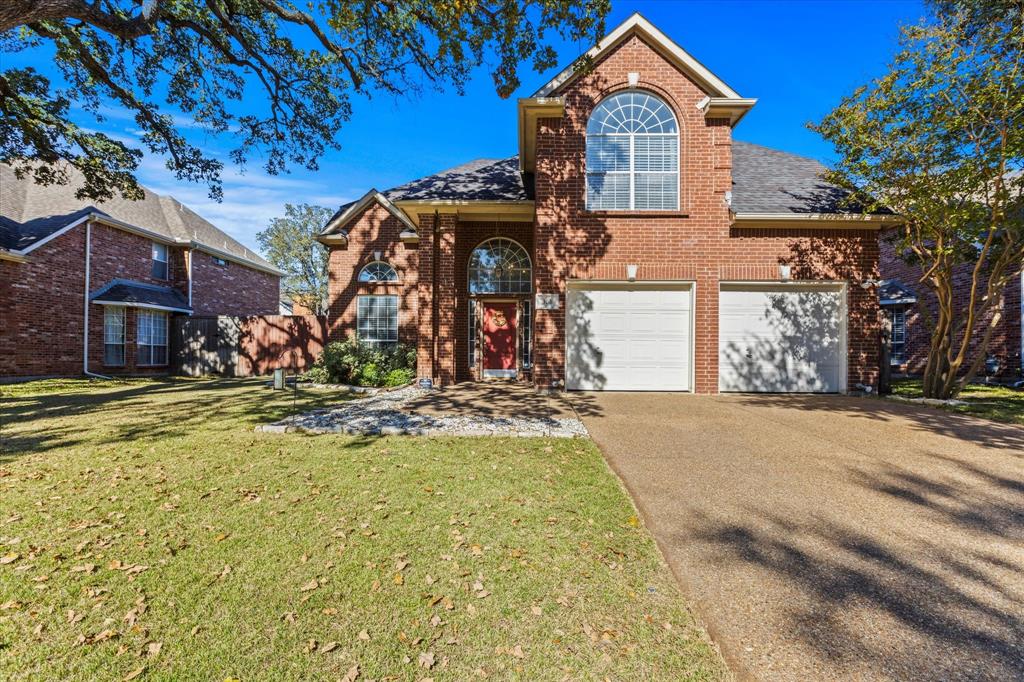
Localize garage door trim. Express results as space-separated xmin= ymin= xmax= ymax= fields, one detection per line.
xmin=565 ymin=279 xmax=696 ymax=392
xmin=718 ymin=280 xmax=848 ymax=393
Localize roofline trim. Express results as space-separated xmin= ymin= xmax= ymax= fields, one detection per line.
xmin=0 ymin=249 xmax=28 ymax=263
xmin=533 ymin=13 xmax=743 ymax=100
xmin=91 ymin=299 xmax=193 ymax=314
xmin=732 ymin=212 xmax=902 ymax=229
xmin=7 ymin=212 xmax=280 ymax=274
xmin=319 ymin=189 xmax=417 ymax=241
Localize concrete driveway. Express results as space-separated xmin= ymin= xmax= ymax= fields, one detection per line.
xmin=572 ymin=393 xmax=1024 ymax=681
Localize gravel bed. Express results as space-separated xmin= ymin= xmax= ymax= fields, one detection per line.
xmin=258 ymin=386 xmax=588 ymax=437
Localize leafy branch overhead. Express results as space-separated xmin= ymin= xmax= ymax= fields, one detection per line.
xmin=813 ymin=0 xmax=1024 ymax=398
xmin=0 ymin=0 xmax=610 ymax=201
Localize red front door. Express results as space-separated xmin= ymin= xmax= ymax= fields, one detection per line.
xmin=482 ymin=302 xmax=517 ymax=375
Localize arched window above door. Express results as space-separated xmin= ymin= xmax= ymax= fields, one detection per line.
xmin=468 ymin=238 xmax=531 ymax=295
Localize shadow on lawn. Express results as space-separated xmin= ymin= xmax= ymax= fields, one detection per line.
xmin=678 ymin=450 xmax=1024 ymax=680
xmin=732 ymin=394 xmax=1024 ymax=453
xmin=0 ymin=379 xmax=345 ymax=461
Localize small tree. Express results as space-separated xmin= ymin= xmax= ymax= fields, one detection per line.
xmin=1 ymin=1 xmax=609 ymax=201
xmin=257 ymin=204 xmax=332 ymax=317
xmin=813 ymin=0 xmax=1024 ymax=398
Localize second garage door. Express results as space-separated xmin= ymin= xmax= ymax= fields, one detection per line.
xmin=719 ymin=283 xmax=846 ymax=393
xmin=566 ymin=283 xmax=692 ymax=391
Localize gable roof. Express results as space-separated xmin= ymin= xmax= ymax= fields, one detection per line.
xmin=0 ymin=163 xmax=280 ymax=273
xmin=322 ymin=157 xmax=531 ymax=235
xmin=731 ymin=141 xmax=893 ymax=217
xmin=534 ymin=13 xmax=744 ymax=100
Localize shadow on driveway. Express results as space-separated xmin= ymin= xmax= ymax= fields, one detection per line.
xmin=575 ymin=392 xmax=1024 ymax=681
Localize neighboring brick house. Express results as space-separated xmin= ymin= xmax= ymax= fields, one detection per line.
xmin=1 ymin=164 xmax=282 ymax=379
xmin=880 ymin=235 xmax=1023 ymax=379
xmin=319 ymin=14 xmax=898 ymax=394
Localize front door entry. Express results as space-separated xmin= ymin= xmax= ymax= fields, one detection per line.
xmin=482 ymin=301 xmax=517 ymax=378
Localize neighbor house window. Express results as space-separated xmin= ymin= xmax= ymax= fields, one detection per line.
xmin=137 ymin=310 xmax=168 ymax=366
xmin=889 ymin=307 xmax=906 ymax=365
xmin=152 ymin=242 xmax=169 ymax=279
xmin=586 ymin=91 xmax=679 ymax=211
xmin=358 ymin=261 xmax=398 ymax=283
xmin=357 ymin=295 xmax=398 ymax=347
xmin=103 ymin=306 xmax=125 ymax=366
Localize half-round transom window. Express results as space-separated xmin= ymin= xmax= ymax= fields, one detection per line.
xmin=586 ymin=91 xmax=679 ymax=211
xmin=358 ymin=261 xmax=398 ymax=283
xmin=468 ymin=238 xmax=531 ymax=295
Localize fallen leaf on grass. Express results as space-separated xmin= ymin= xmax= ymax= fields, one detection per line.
xmin=71 ymin=563 xmax=96 ymax=574
xmin=424 ymin=574 xmax=435 ymax=585
xmin=429 ymin=615 xmax=442 ymax=628
xmin=321 ymin=641 xmax=338 ymax=653
xmin=392 ymin=573 xmax=404 ymax=586
xmin=0 ymin=553 xmax=19 ymax=564
xmin=300 ymin=578 xmax=319 ymax=592
xmin=418 ymin=651 xmax=436 ymax=669
xmin=282 ymin=611 xmax=297 ymax=624
xmin=357 ymin=629 xmax=370 ymax=641
xmin=530 ymin=606 xmax=542 ymax=616
xmin=341 ymin=664 xmax=360 ymax=682
xmin=306 ymin=639 xmax=317 ymax=653
xmin=395 ymin=559 xmax=409 ymax=571
xmin=146 ymin=641 xmax=162 ymax=658
xmin=124 ymin=666 xmax=145 ymax=680
xmin=370 ymin=579 xmax=381 ymax=593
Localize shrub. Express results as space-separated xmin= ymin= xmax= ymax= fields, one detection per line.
xmin=384 ymin=368 xmax=415 ymax=387
xmin=306 ymin=336 xmax=416 ymax=387
xmin=300 ymin=365 xmax=330 ymax=384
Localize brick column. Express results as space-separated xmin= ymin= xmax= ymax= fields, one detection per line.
xmin=436 ymin=215 xmax=458 ymax=384
xmin=416 ymin=213 xmax=436 ymax=381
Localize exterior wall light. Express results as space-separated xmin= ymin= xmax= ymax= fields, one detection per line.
xmin=373 ymin=250 xmax=383 ymax=261
xmin=628 ymin=72 xmax=640 ymax=88
xmin=627 ymin=264 xmax=638 ymax=281
xmin=779 ymin=264 xmax=791 ymax=281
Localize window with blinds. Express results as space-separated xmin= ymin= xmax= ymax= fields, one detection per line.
xmin=586 ymin=92 xmax=679 ymax=211
xmin=357 ymin=295 xmax=399 ymax=347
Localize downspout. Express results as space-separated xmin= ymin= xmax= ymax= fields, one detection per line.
xmin=187 ymin=248 xmax=193 ymax=308
xmin=83 ymin=220 xmax=111 ymax=379
xmin=431 ymin=210 xmax=439 ymax=382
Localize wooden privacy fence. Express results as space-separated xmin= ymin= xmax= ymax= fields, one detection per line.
xmin=173 ymin=315 xmax=326 ymax=377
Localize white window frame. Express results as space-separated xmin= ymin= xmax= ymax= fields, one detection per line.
xmin=152 ymin=242 xmax=169 ymax=280
xmin=585 ymin=92 xmax=679 ymax=211
xmin=358 ymin=261 xmax=399 ymax=283
xmin=357 ymin=295 xmax=399 ymax=347
xmin=136 ymin=309 xmax=169 ymax=366
xmin=103 ymin=306 xmax=126 ymax=366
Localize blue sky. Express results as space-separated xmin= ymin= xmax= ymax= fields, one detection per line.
xmin=9 ymin=0 xmax=926 ymax=252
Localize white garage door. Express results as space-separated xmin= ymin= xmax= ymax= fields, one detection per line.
xmin=566 ymin=283 xmax=692 ymax=391
xmin=719 ymin=284 xmax=845 ymax=393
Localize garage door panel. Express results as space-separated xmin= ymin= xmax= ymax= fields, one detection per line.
xmin=567 ymin=285 xmax=692 ymax=391
xmin=719 ymin=285 xmax=844 ymax=393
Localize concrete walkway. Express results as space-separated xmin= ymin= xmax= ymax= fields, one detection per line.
xmin=573 ymin=392 xmax=1024 ymax=681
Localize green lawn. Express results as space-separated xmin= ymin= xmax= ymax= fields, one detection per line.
xmin=0 ymin=379 xmax=724 ymax=681
xmin=891 ymin=378 xmax=1024 ymax=425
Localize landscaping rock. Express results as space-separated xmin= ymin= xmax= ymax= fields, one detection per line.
xmin=257 ymin=386 xmax=588 ymax=437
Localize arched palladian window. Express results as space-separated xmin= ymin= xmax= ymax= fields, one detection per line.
xmin=358 ymin=261 xmax=398 ymax=283
xmin=586 ymin=91 xmax=679 ymax=211
xmin=468 ymin=238 xmax=531 ymax=295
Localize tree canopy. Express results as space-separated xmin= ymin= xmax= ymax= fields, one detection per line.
xmin=257 ymin=203 xmax=332 ymax=316
xmin=813 ymin=0 xmax=1024 ymax=398
xmin=1 ymin=0 xmax=609 ymax=201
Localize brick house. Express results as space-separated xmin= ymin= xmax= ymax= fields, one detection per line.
xmin=319 ymin=14 xmax=899 ymax=394
xmin=880 ymin=236 xmax=1023 ymax=379
xmin=1 ymin=164 xmax=282 ymax=379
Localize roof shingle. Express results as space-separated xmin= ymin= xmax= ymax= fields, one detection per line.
xmin=0 ymin=164 xmax=277 ymax=271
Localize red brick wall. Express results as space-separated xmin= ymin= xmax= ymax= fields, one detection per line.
xmin=1 ymin=226 xmax=89 ymax=378
xmin=532 ymin=33 xmax=881 ymax=393
xmin=189 ymin=249 xmax=279 ymax=316
xmin=880 ymin=233 xmax=1023 ymax=377
xmin=326 ymin=203 xmax=419 ymax=346
xmin=1 ymin=220 xmax=282 ymax=379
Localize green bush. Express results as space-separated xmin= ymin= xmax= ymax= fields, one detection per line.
xmin=384 ymin=368 xmax=415 ymax=387
xmin=306 ymin=336 xmax=416 ymax=387
xmin=299 ymin=365 xmax=330 ymax=384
